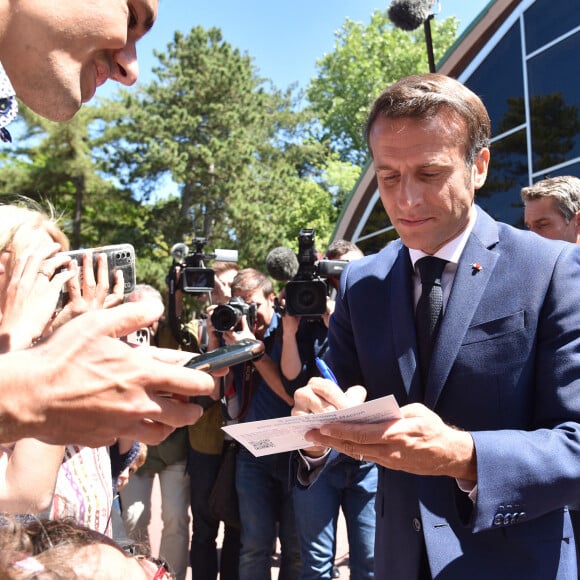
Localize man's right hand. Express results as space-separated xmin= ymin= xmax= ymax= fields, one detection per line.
xmin=292 ymin=377 xmax=367 ymax=457
xmin=0 ymin=300 xmax=215 ymax=447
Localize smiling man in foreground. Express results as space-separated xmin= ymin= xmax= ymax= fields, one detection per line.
xmin=0 ymin=0 xmax=216 ymax=447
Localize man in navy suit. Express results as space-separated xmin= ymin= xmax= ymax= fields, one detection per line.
xmin=293 ymin=74 xmax=580 ymax=579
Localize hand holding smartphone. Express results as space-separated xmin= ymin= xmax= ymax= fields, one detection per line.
xmin=184 ymin=338 xmax=265 ymax=372
xmin=185 ymin=338 xmax=265 ymax=408
xmin=55 ymin=243 xmax=136 ymax=309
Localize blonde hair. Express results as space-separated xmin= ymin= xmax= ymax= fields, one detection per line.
xmin=521 ymin=176 xmax=580 ymax=223
xmin=0 ymin=199 xmax=69 ymax=255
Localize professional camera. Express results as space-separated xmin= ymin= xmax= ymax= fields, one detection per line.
xmin=211 ymin=296 xmax=257 ymax=332
xmin=285 ymin=229 xmax=348 ymax=317
xmin=166 ymin=236 xmax=238 ymax=346
xmin=168 ymin=238 xmax=237 ymax=294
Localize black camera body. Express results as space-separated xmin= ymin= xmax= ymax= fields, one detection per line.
xmin=168 ymin=238 xmax=238 ymax=294
xmin=285 ymin=229 xmax=347 ymax=318
xmin=169 ymin=238 xmax=217 ymax=294
xmin=166 ymin=237 xmax=238 ymax=346
xmin=211 ymin=296 xmax=257 ymax=332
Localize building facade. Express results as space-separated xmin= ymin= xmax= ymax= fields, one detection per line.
xmin=335 ymin=0 xmax=580 ymax=254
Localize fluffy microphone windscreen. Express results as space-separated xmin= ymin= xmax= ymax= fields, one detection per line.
xmin=265 ymin=246 xmax=299 ymax=281
xmin=388 ymin=0 xmax=434 ymax=31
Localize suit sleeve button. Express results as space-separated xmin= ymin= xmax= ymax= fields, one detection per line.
xmin=412 ymin=517 xmax=422 ymax=532
xmin=493 ymin=514 xmax=504 ymax=526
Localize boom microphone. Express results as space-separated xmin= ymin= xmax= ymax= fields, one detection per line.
xmin=265 ymin=246 xmax=299 ymax=282
xmin=388 ymin=0 xmax=436 ymax=31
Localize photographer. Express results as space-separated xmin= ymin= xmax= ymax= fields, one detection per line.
xmin=281 ymin=240 xmax=377 ymax=580
xmin=221 ymin=268 xmax=301 ymax=580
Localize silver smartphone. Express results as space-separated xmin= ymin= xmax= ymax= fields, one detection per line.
xmin=55 ymin=243 xmax=136 ymax=308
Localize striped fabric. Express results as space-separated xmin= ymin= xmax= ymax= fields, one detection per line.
xmin=45 ymin=445 xmax=113 ymax=537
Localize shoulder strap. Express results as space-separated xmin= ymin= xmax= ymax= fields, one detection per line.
xmin=198 ymin=317 xmax=209 ymax=353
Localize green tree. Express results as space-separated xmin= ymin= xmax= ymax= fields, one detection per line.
xmin=0 ymin=105 xmax=139 ymax=249
xmin=98 ymin=27 xmax=336 ymax=269
xmin=307 ymin=11 xmax=458 ymax=165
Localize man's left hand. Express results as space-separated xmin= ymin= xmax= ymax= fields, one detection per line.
xmin=305 ymin=402 xmax=477 ymax=481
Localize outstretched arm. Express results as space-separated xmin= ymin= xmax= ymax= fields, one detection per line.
xmin=280 ymin=314 xmax=301 ymax=381
xmin=222 ymin=315 xmax=294 ymax=406
xmin=0 ymin=439 xmax=64 ymax=513
xmin=0 ymin=301 xmax=215 ymax=446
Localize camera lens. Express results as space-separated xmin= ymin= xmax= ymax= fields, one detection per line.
xmin=211 ymin=304 xmax=241 ymax=332
xmin=285 ymin=279 xmax=327 ymax=317
xmin=296 ymin=288 xmax=317 ymax=309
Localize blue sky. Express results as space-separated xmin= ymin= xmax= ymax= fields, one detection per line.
xmin=119 ymin=0 xmax=491 ymax=97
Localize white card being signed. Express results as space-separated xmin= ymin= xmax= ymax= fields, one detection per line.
xmin=222 ymin=395 xmax=401 ymax=457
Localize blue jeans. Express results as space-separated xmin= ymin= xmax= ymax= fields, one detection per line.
xmin=293 ymin=458 xmax=377 ymax=580
xmin=236 ymin=448 xmax=301 ymax=580
xmin=188 ymin=447 xmax=240 ymax=580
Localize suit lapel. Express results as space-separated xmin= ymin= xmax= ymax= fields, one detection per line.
xmin=424 ymin=208 xmax=500 ymax=408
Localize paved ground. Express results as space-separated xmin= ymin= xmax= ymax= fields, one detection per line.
xmin=147 ymin=476 xmax=351 ymax=579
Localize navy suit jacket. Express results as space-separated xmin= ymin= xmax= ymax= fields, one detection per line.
xmin=325 ymin=207 xmax=580 ymax=579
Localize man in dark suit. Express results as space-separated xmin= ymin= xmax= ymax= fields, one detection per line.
xmin=293 ymin=74 xmax=580 ymax=579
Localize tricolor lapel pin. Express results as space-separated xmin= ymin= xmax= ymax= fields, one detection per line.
xmin=471 ymin=262 xmax=483 ymax=274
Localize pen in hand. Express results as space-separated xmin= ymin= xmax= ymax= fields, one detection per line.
xmin=315 ymin=357 xmax=339 ymax=385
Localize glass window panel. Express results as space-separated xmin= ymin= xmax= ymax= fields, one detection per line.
xmin=353 ymin=196 xmax=399 ymax=254
xmin=525 ymin=0 xmax=580 ymax=54
xmin=356 ymin=229 xmax=398 ymax=256
xmin=357 ymin=196 xmax=392 ymax=237
xmin=527 ymin=32 xmax=580 ymax=172
xmin=465 ymin=23 xmax=524 ymax=138
xmin=535 ymin=162 xmax=580 ymax=180
xmin=478 ymin=129 xmax=529 ymax=228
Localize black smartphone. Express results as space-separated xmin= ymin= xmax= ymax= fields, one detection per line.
xmin=185 ymin=338 xmax=265 ymax=373
xmin=186 ymin=338 xmax=265 ymax=408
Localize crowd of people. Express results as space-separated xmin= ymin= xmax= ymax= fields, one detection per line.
xmin=0 ymin=208 xmax=371 ymax=580
xmin=1 ymin=2 xmax=580 ymax=580
xmin=112 ymin=247 xmax=370 ymax=580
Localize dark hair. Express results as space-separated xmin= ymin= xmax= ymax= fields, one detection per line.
xmin=365 ymin=74 xmax=491 ymax=166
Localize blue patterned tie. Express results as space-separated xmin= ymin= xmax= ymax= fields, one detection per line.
xmin=415 ymin=256 xmax=448 ymax=389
